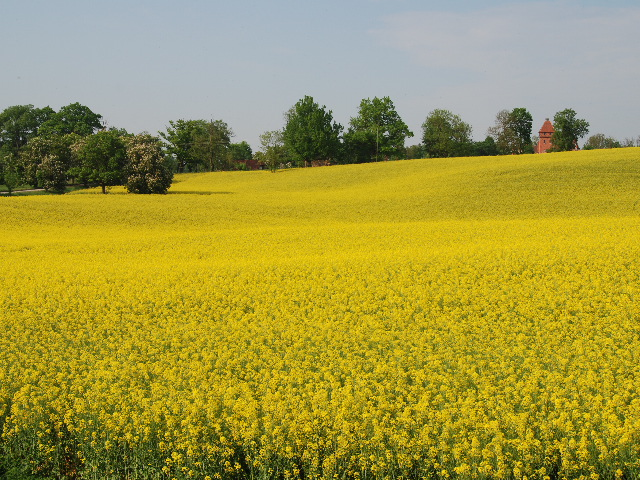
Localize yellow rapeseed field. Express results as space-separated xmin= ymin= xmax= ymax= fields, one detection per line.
xmin=1 ymin=149 xmax=640 ymax=480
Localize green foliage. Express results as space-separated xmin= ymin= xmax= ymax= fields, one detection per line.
xmin=160 ymin=119 xmax=234 ymax=172
xmin=0 ymin=104 xmax=54 ymax=154
xmin=37 ymin=103 xmax=103 ymax=137
xmin=405 ymin=144 xmax=425 ymax=159
xmin=422 ymin=109 xmax=472 ymax=158
xmin=124 ymin=134 xmax=174 ymax=194
xmin=550 ymin=108 xmax=589 ymax=152
xmin=488 ymin=107 xmax=533 ymax=154
xmin=160 ymin=119 xmax=206 ymax=173
xmin=71 ymin=130 xmax=129 ymax=193
xmin=18 ymin=134 xmax=79 ymax=192
xmin=257 ymin=130 xmax=287 ymax=173
xmin=228 ymin=141 xmax=253 ymax=162
xmin=344 ymin=96 xmax=412 ymax=163
xmin=283 ymin=96 xmax=342 ymax=167
xmin=471 ymin=136 xmax=499 ymax=157
xmin=0 ymin=151 xmax=22 ymax=195
xmin=192 ymin=120 xmax=234 ymax=171
xmin=583 ymin=133 xmax=622 ymax=150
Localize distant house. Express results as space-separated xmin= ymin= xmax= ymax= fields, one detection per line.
xmin=534 ymin=118 xmax=554 ymax=153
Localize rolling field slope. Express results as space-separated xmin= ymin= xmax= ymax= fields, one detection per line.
xmin=1 ymin=149 xmax=640 ymax=479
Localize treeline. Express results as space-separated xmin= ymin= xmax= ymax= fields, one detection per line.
xmin=0 ymin=103 xmax=173 ymax=195
xmin=2 ymin=99 xmax=638 ymax=194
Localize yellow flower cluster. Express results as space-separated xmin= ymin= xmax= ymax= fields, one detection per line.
xmin=1 ymin=148 xmax=640 ymax=479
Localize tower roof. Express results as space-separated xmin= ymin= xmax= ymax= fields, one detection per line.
xmin=539 ymin=118 xmax=554 ymax=134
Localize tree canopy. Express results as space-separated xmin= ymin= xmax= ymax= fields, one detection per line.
xmin=422 ymin=109 xmax=473 ymax=158
xmin=160 ymin=119 xmax=234 ymax=172
xmin=283 ymin=96 xmax=342 ymax=167
xmin=0 ymin=104 xmax=54 ymax=154
xmin=125 ymin=134 xmax=174 ymax=194
xmin=488 ymin=108 xmax=533 ymax=154
xmin=344 ymin=96 xmax=413 ymax=163
xmin=38 ymin=102 xmax=103 ymax=137
xmin=583 ymin=133 xmax=621 ymax=150
xmin=71 ymin=129 xmax=129 ymax=193
xmin=550 ymin=109 xmax=589 ymax=152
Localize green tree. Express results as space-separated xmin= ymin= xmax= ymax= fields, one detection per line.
xmin=283 ymin=96 xmax=342 ymax=167
xmin=124 ymin=134 xmax=173 ymax=194
xmin=38 ymin=102 xmax=103 ymax=137
xmin=0 ymin=104 xmax=54 ymax=154
xmin=256 ymin=130 xmax=287 ymax=173
xmin=422 ymin=109 xmax=472 ymax=158
xmin=471 ymin=136 xmax=499 ymax=157
xmin=344 ymin=96 xmax=413 ymax=163
xmin=192 ymin=120 xmax=234 ymax=171
xmin=549 ymin=109 xmax=589 ymax=152
xmin=488 ymin=108 xmax=533 ymax=154
xmin=160 ymin=119 xmax=234 ymax=172
xmin=72 ymin=130 xmax=129 ymax=193
xmin=228 ymin=141 xmax=253 ymax=170
xmin=18 ymin=134 xmax=78 ymax=192
xmin=405 ymin=144 xmax=425 ymax=159
xmin=160 ymin=119 xmax=205 ymax=173
xmin=583 ymin=133 xmax=621 ymax=150
xmin=0 ymin=151 xmax=22 ymax=195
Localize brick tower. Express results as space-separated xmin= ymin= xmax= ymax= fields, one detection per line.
xmin=534 ymin=118 xmax=554 ymax=153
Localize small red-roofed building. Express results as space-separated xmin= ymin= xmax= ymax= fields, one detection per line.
xmin=535 ymin=118 xmax=555 ymax=153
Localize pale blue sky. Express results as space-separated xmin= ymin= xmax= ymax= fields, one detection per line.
xmin=2 ymin=0 xmax=639 ymax=149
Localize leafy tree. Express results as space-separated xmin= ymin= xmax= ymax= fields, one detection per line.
xmin=422 ymin=109 xmax=473 ymax=158
xmin=124 ymin=134 xmax=173 ymax=194
xmin=405 ymin=144 xmax=425 ymax=159
xmin=549 ymin=109 xmax=589 ymax=152
xmin=0 ymin=151 xmax=22 ymax=195
xmin=255 ymin=130 xmax=287 ymax=173
xmin=71 ymin=130 xmax=129 ymax=193
xmin=18 ymin=134 xmax=79 ymax=192
xmin=487 ymin=108 xmax=533 ymax=154
xmin=160 ymin=119 xmax=205 ymax=173
xmin=0 ymin=104 xmax=54 ymax=154
xmin=471 ymin=136 xmax=499 ymax=157
xmin=344 ymin=96 xmax=413 ymax=163
xmin=160 ymin=119 xmax=234 ymax=172
xmin=38 ymin=102 xmax=103 ymax=137
xmin=192 ymin=120 xmax=234 ymax=172
xmin=229 ymin=141 xmax=253 ymax=162
xmin=583 ymin=133 xmax=621 ymax=150
xmin=283 ymin=96 xmax=342 ymax=167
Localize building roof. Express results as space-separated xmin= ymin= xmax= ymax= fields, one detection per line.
xmin=539 ymin=118 xmax=555 ymax=134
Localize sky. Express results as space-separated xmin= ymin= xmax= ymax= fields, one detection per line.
xmin=2 ymin=0 xmax=639 ymax=150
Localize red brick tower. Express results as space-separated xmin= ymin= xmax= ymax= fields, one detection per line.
xmin=535 ymin=118 xmax=554 ymax=153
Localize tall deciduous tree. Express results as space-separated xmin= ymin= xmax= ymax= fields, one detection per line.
xmin=124 ymin=134 xmax=173 ymax=194
xmin=18 ymin=134 xmax=79 ymax=192
xmin=38 ymin=102 xmax=103 ymax=137
xmin=160 ymin=119 xmax=205 ymax=173
xmin=72 ymin=130 xmax=129 ymax=193
xmin=550 ymin=109 xmax=589 ymax=151
xmin=344 ymin=96 xmax=412 ymax=163
xmin=192 ymin=120 xmax=234 ymax=172
xmin=583 ymin=133 xmax=620 ymax=150
xmin=488 ymin=108 xmax=533 ymax=154
xmin=0 ymin=152 xmax=21 ymax=195
xmin=283 ymin=96 xmax=342 ymax=167
xmin=0 ymin=104 xmax=54 ymax=153
xmin=422 ymin=109 xmax=472 ymax=158
xmin=255 ymin=130 xmax=287 ymax=173
xmin=160 ymin=119 xmax=234 ymax=172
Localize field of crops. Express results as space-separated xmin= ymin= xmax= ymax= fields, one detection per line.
xmin=1 ymin=148 xmax=640 ymax=480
